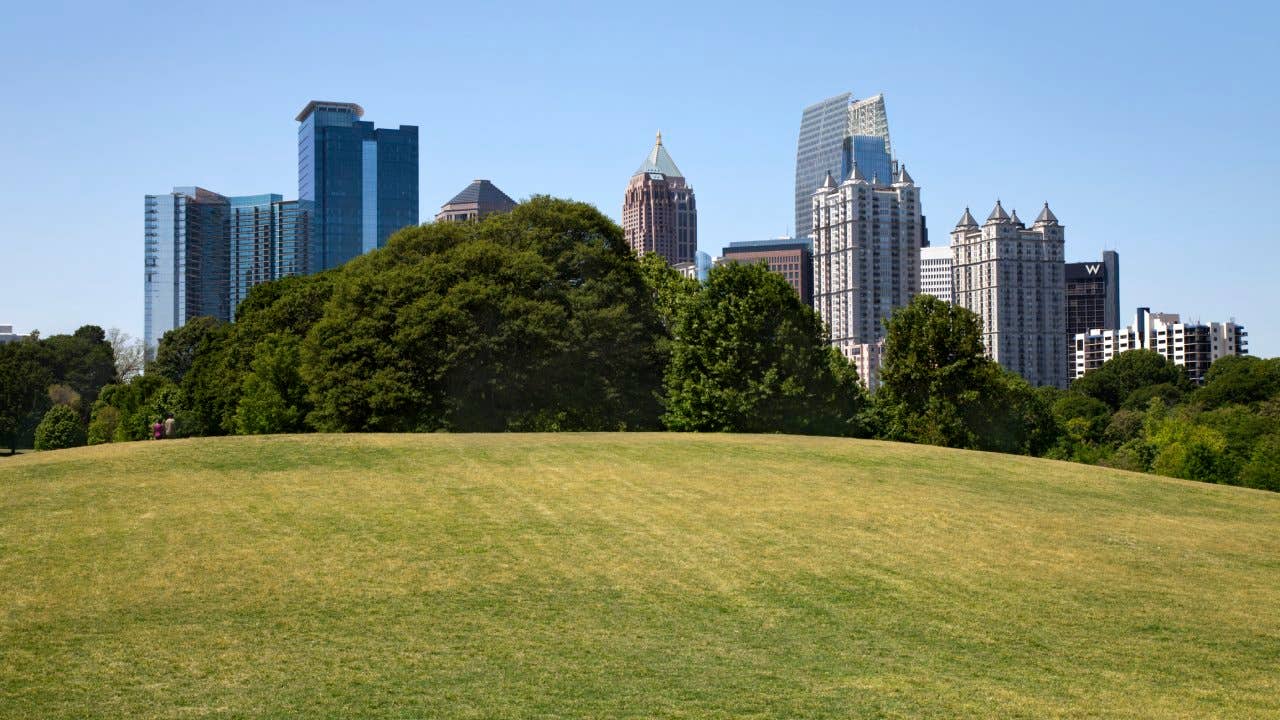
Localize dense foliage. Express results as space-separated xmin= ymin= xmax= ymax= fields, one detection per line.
xmin=0 ymin=326 xmax=117 ymax=453
xmin=4 ymin=196 xmax=1275 ymax=491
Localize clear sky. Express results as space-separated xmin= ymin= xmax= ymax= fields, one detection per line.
xmin=1 ymin=0 xmax=1277 ymax=355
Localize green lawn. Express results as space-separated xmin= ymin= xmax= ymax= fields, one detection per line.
xmin=2 ymin=434 xmax=1278 ymax=718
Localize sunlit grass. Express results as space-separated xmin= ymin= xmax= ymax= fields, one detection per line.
xmin=2 ymin=433 xmax=1278 ymax=718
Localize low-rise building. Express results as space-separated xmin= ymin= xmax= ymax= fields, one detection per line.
xmin=919 ymin=245 xmax=952 ymax=303
xmin=435 ymin=179 xmax=517 ymax=222
xmin=0 ymin=324 xmax=20 ymax=344
xmin=1072 ymin=307 xmax=1248 ymax=384
xmin=718 ymin=239 xmax=813 ymax=303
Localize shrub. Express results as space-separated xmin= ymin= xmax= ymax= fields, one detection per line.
xmin=86 ymin=405 xmax=121 ymax=445
xmin=34 ymin=405 xmax=86 ymax=451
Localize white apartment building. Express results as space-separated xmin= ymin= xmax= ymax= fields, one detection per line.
xmin=811 ymin=165 xmax=922 ymax=390
xmin=951 ymin=201 xmax=1067 ymax=388
xmin=0 ymin=324 xmax=20 ymax=344
xmin=1073 ymin=308 xmax=1248 ymax=384
xmin=919 ymin=245 xmax=953 ymax=303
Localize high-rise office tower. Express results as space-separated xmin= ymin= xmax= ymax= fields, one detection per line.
xmin=622 ymin=132 xmax=697 ymax=265
xmin=919 ymin=245 xmax=953 ymax=303
xmin=794 ymin=93 xmax=892 ymax=240
xmin=228 ymin=195 xmax=310 ymax=313
xmin=719 ymin=239 xmax=814 ymax=304
xmin=811 ymin=164 xmax=922 ymax=388
xmin=436 ymin=179 xmax=517 ymax=222
xmin=951 ymin=202 xmax=1067 ymax=388
xmin=297 ymin=101 xmax=418 ymax=271
xmin=144 ymin=187 xmax=232 ymax=352
xmin=1065 ymin=251 xmax=1120 ymax=336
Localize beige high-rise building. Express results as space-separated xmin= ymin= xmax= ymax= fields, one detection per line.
xmin=622 ymin=132 xmax=697 ymax=265
xmin=811 ymin=164 xmax=922 ymax=389
xmin=951 ymin=201 xmax=1067 ymax=388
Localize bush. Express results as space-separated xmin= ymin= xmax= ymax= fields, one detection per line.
xmin=1239 ymin=434 xmax=1280 ymax=492
xmin=86 ymin=405 xmax=120 ymax=445
xmin=34 ymin=405 xmax=86 ymax=451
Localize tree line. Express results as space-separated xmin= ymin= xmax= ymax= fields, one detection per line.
xmin=1 ymin=197 xmax=1275 ymax=491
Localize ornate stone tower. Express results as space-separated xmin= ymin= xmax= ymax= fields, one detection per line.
xmin=622 ymin=132 xmax=697 ymax=265
xmin=951 ymin=201 xmax=1067 ymax=388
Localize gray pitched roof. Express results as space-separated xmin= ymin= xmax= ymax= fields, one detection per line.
xmin=821 ymin=171 xmax=836 ymax=190
xmin=986 ymin=199 xmax=1010 ymax=223
xmin=849 ymin=162 xmax=866 ymax=183
xmin=444 ymin=179 xmax=516 ymax=208
xmin=955 ymin=207 xmax=978 ymax=228
xmin=1009 ymin=209 xmax=1023 ymax=226
xmin=634 ymin=131 xmax=684 ymax=177
xmin=1035 ymin=202 xmax=1059 ymax=225
xmin=895 ymin=164 xmax=914 ymax=185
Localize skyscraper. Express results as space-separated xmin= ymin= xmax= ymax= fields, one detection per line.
xmin=297 ymin=101 xmax=418 ymax=271
xmin=144 ymin=187 xmax=231 ymax=352
xmin=622 ymin=132 xmax=697 ymax=265
xmin=1066 ymin=251 xmax=1120 ymax=336
xmin=811 ymin=164 xmax=923 ymax=388
xmin=794 ymin=93 xmax=892 ymax=239
xmin=228 ymin=195 xmax=309 ymax=313
xmin=951 ymin=202 xmax=1067 ymax=388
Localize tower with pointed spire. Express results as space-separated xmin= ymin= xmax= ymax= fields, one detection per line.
xmin=950 ymin=200 xmax=1067 ymax=388
xmin=809 ymin=157 xmax=923 ymax=389
xmin=622 ymin=132 xmax=697 ymax=265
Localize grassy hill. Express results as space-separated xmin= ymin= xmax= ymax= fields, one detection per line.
xmin=2 ymin=434 xmax=1278 ymax=719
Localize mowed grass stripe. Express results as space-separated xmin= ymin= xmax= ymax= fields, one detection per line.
xmin=1 ymin=433 xmax=1278 ymax=718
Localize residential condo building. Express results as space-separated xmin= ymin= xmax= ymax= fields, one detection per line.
xmin=1073 ymin=308 xmax=1247 ymax=384
xmin=622 ymin=132 xmax=697 ymax=266
xmin=229 ymin=195 xmax=309 ymax=313
xmin=919 ymin=245 xmax=953 ymax=303
xmin=144 ymin=187 xmax=231 ymax=353
xmin=811 ymin=164 xmax=922 ymax=389
xmin=951 ymin=202 xmax=1067 ymax=388
xmin=719 ymin=239 xmax=814 ymax=304
xmin=297 ymin=101 xmax=418 ymax=271
xmin=794 ymin=93 xmax=892 ymax=240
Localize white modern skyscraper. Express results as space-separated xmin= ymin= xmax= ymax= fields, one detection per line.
xmin=951 ymin=202 xmax=1067 ymax=388
xmin=919 ymin=245 xmax=953 ymax=303
xmin=794 ymin=93 xmax=892 ymax=240
xmin=811 ymin=164 xmax=922 ymax=388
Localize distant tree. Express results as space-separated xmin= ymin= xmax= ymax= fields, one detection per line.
xmin=234 ymin=334 xmax=306 ymax=435
xmin=0 ymin=342 xmax=51 ymax=454
xmin=1121 ymin=382 xmax=1186 ymax=411
xmin=86 ymin=404 xmax=121 ymax=446
xmin=1239 ymin=434 xmax=1280 ymax=492
xmin=33 ymin=404 xmax=86 ymax=451
xmin=47 ymin=384 xmax=82 ymax=411
xmin=37 ymin=325 xmax=118 ymax=416
xmin=1072 ymin=349 xmax=1187 ymax=410
xmin=663 ymin=261 xmax=866 ymax=435
xmin=637 ymin=252 xmax=699 ymax=332
xmin=876 ymin=295 xmax=992 ymax=448
xmin=970 ymin=369 xmax=1059 ymax=455
xmin=106 ymin=328 xmax=145 ymax=381
xmin=1196 ymin=356 xmax=1280 ymax=410
xmin=151 ymin=316 xmax=226 ymax=385
xmin=1146 ymin=405 xmax=1234 ymax=484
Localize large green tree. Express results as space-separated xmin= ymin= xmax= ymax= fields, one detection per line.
xmin=876 ymin=295 xmax=990 ymax=448
xmin=303 ymin=197 xmax=666 ymax=432
xmin=1071 ymin=349 xmax=1187 ymax=410
xmin=662 ymin=261 xmax=866 ymax=436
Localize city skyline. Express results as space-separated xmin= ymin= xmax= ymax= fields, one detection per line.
xmin=1 ymin=2 xmax=1277 ymax=356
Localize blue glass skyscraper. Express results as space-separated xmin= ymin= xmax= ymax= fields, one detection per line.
xmin=296 ymin=101 xmax=419 ymax=271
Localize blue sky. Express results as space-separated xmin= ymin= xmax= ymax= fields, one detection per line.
xmin=1 ymin=0 xmax=1277 ymax=355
